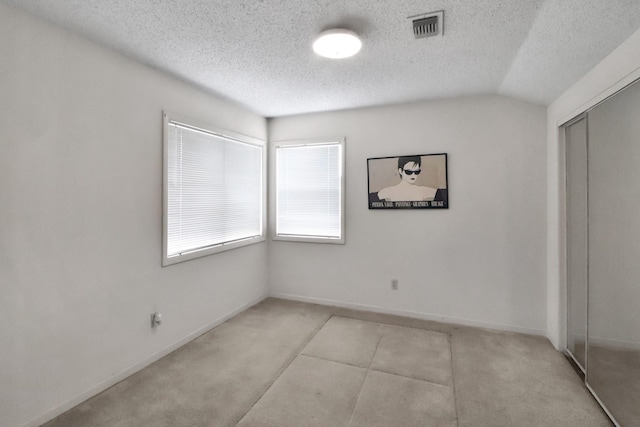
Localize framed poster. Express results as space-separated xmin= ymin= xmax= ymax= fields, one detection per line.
xmin=367 ymin=153 xmax=448 ymax=209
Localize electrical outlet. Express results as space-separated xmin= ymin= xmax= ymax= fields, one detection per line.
xmin=391 ymin=279 xmax=399 ymax=290
xmin=151 ymin=312 xmax=162 ymax=328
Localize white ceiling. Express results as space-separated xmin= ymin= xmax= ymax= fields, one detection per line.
xmin=4 ymin=0 xmax=640 ymax=117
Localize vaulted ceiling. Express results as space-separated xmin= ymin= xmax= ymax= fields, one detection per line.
xmin=4 ymin=0 xmax=640 ymax=117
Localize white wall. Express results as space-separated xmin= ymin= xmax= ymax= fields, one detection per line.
xmin=0 ymin=4 xmax=268 ymax=427
xmin=268 ymin=96 xmax=547 ymax=334
xmin=546 ymin=27 xmax=640 ymax=349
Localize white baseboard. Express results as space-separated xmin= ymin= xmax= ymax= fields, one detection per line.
xmin=25 ymin=294 xmax=267 ymax=427
xmin=270 ymin=292 xmax=546 ymax=337
xmin=25 ymin=292 xmax=548 ymax=427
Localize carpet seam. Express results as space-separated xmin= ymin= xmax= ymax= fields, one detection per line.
xmin=233 ymin=313 xmax=334 ymax=426
xmin=298 ymin=353 xmax=369 ymax=371
xmin=367 ymin=368 xmax=452 ymax=388
xmin=300 ymin=353 xmax=452 ymax=388
xmin=346 ymin=333 xmax=382 ymax=426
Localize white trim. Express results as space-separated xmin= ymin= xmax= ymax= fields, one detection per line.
xmin=271 ymin=137 xmax=346 ymax=245
xmin=557 ymin=66 xmax=640 ymax=127
xmin=162 ymin=111 xmax=267 ymax=266
xmin=272 ymin=234 xmax=344 ymax=244
xmin=270 ymin=293 xmax=546 ymax=337
xmin=556 ymin=125 xmax=568 ymax=351
xmin=25 ymin=295 xmax=267 ymax=427
xmin=585 ymin=383 xmax=621 ymax=427
xmin=163 ymin=235 xmax=266 ymax=266
xmin=164 ymin=111 xmax=266 ymax=147
xmin=566 ymin=349 xmax=586 ymax=375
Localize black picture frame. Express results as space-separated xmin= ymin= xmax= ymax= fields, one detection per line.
xmin=367 ymin=153 xmax=448 ymax=209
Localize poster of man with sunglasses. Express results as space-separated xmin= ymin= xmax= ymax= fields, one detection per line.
xmin=367 ymin=153 xmax=448 ymax=209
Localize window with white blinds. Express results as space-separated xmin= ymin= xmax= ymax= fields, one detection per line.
xmin=163 ymin=112 xmax=265 ymax=265
xmin=274 ymin=139 xmax=345 ymax=244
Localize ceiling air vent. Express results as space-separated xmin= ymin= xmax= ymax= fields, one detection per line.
xmin=411 ymin=11 xmax=444 ymax=39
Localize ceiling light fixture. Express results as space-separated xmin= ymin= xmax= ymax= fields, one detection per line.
xmin=313 ymin=29 xmax=362 ymax=59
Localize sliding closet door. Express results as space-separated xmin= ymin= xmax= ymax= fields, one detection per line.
xmin=565 ymin=117 xmax=588 ymax=371
xmin=587 ymin=80 xmax=640 ymax=426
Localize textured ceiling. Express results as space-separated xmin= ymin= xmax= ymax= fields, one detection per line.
xmin=3 ymin=0 xmax=640 ymax=117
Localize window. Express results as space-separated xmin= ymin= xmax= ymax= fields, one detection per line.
xmin=274 ymin=138 xmax=345 ymax=244
xmin=163 ymin=112 xmax=265 ymax=266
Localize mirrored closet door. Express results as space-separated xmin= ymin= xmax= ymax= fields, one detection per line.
xmin=565 ymin=78 xmax=640 ymax=427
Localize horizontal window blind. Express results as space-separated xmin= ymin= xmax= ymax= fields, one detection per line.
xmin=167 ymin=122 xmax=263 ymax=258
xmin=276 ymin=143 xmax=342 ymax=239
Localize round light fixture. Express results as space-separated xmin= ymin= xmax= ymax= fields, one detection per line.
xmin=313 ymin=29 xmax=362 ymax=59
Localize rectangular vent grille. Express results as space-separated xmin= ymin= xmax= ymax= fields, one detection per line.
xmin=411 ymin=11 xmax=443 ymax=39
xmin=413 ymin=17 xmax=438 ymax=38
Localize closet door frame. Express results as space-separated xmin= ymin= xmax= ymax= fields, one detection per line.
xmin=561 ymin=77 xmax=640 ymax=427
xmin=563 ymin=113 xmax=589 ymax=376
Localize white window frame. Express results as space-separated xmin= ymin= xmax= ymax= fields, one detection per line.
xmin=162 ymin=111 xmax=266 ymax=266
xmin=271 ymin=137 xmax=346 ymax=244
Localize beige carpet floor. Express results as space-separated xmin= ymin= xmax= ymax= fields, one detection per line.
xmin=43 ymin=298 xmax=612 ymax=427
